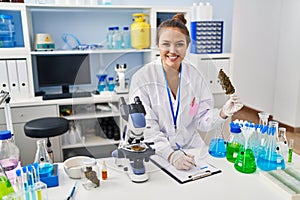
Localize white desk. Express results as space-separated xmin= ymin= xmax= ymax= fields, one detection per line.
xmin=48 ymin=150 xmax=300 ymax=200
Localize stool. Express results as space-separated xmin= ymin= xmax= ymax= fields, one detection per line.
xmin=24 ymin=117 xmax=69 ymax=162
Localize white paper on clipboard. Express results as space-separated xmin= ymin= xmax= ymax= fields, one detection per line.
xmin=150 ymin=154 xmax=221 ymax=184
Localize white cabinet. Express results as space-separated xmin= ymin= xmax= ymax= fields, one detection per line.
xmin=10 ymin=105 xmax=60 ymax=166
xmin=190 ymin=54 xmax=231 ymax=94
xmin=57 ymin=96 xmax=124 ymax=160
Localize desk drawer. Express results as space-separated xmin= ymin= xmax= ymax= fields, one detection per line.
xmin=11 ymin=105 xmax=58 ymax=123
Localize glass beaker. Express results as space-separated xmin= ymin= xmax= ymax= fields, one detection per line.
xmin=226 ymin=122 xmax=244 ymax=163
xmin=208 ymin=123 xmax=226 ymax=158
xmin=234 ymin=123 xmax=257 ymax=174
xmin=257 ymin=121 xmax=285 ymax=171
xmin=34 ymin=139 xmax=53 ymax=178
xmin=81 ymin=158 xmax=100 ymax=190
xmin=0 ymin=164 xmax=15 ymax=199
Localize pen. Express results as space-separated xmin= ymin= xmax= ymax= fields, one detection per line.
xmin=67 ymin=182 xmax=77 ymax=200
xmin=175 ymin=142 xmax=197 ymax=167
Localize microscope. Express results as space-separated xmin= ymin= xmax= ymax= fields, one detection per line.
xmin=114 ymin=64 xmax=129 ymax=94
xmin=0 ymin=90 xmax=14 ymax=138
xmin=116 ymin=96 xmax=155 ymax=183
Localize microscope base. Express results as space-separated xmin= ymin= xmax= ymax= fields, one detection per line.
xmin=128 ymin=171 xmax=149 ymax=183
xmin=115 ymin=87 xmax=129 ymax=94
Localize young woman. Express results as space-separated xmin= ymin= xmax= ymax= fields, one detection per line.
xmin=129 ymin=13 xmax=243 ymax=170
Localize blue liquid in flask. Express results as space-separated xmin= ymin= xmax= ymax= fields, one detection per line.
xmin=208 ymin=138 xmax=226 ymax=158
xmin=257 ymin=153 xmax=285 ymax=171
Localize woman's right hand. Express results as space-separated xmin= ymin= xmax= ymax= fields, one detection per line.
xmin=169 ymin=151 xmax=196 ymax=170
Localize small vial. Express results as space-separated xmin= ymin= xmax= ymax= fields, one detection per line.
xmin=288 ymin=139 xmax=294 ymax=163
xmin=101 ymin=161 xmax=107 ymax=180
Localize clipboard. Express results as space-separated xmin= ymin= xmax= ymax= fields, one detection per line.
xmin=150 ymin=154 xmax=221 ymax=184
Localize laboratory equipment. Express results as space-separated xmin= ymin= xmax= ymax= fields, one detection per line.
xmin=122 ymin=26 xmax=131 ymax=49
xmin=258 ymin=112 xmax=270 ymax=126
xmin=115 ymin=64 xmax=128 ymax=94
xmin=81 ymin=158 xmax=100 ymax=189
xmin=257 ymin=121 xmax=285 ymax=171
xmin=116 ymin=96 xmax=155 ymax=183
xmin=208 ymin=123 xmax=226 ymax=158
xmin=131 ymin=13 xmax=150 ymax=49
xmin=0 ymin=130 xmax=20 ymax=182
xmin=0 ymin=164 xmax=14 ymax=199
xmin=106 ymin=27 xmax=114 ymax=49
xmin=107 ymin=76 xmax=115 ymax=92
xmin=33 ymin=33 xmax=55 ymax=51
xmin=288 ymin=139 xmax=294 ymax=163
xmin=226 ymin=122 xmax=244 ymax=163
xmin=101 ymin=161 xmax=107 ymax=180
xmin=112 ymin=26 xmax=122 ymax=49
xmin=96 ymin=74 xmax=107 ymax=92
xmin=0 ymin=90 xmax=14 ymax=140
xmin=34 ymin=139 xmax=53 ymax=178
xmin=277 ymin=127 xmax=289 ymax=162
xmin=249 ymin=124 xmax=262 ymax=158
xmin=234 ymin=122 xmax=257 ymax=174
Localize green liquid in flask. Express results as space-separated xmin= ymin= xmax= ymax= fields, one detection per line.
xmin=0 ymin=176 xmax=15 ymax=199
xmin=226 ymin=142 xmax=243 ymax=163
xmin=234 ymin=148 xmax=257 ymax=174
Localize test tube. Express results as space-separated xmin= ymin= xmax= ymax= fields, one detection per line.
xmin=288 ymin=139 xmax=294 ymax=163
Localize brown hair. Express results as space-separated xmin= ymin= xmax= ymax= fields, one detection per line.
xmin=156 ymin=13 xmax=191 ymax=45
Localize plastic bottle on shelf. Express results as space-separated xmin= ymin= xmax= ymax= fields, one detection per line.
xmin=0 ymin=130 xmax=20 ymax=183
xmin=121 ymin=26 xmax=131 ymax=49
xmin=106 ymin=27 xmax=114 ymax=49
xmin=112 ymin=26 xmax=122 ymax=49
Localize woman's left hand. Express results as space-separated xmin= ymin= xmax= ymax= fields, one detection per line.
xmin=221 ymin=94 xmax=243 ymax=118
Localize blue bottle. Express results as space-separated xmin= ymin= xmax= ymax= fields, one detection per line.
xmin=107 ymin=77 xmax=115 ymax=91
xmin=208 ymin=124 xmax=226 ymax=158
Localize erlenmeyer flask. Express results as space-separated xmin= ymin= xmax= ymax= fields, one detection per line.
xmin=257 ymin=121 xmax=285 ymax=171
xmin=0 ymin=164 xmax=14 ymax=199
xmin=208 ymin=123 xmax=226 ymax=158
xmin=234 ymin=123 xmax=256 ymax=174
xmin=34 ymin=139 xmax=53 ymax=178
xmin=277 ymin=127 xmax=289 ymax=162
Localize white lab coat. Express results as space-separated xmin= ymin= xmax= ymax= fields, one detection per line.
xmin=129 ymin=58 xmax=225 ymax=160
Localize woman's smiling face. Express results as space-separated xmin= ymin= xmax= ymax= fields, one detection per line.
xmin=158 ymin=27 xmax=188 ymax=71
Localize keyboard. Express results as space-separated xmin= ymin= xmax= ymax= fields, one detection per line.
xmin=43 ymin=92 xmax=91 ymax=100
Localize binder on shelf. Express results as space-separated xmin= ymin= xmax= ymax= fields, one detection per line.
xmin=0 ymin=60 xmax=10 ymax=92
xmin=150 ymin=154 xmax=222 ymax=184
xmin=6 ymin=60 xmax=20 ymax=99
xmin=16 ymin=59 xmax=30 ymax=98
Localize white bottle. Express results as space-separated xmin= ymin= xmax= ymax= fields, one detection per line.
xmin=112 ymin=27 xmax=122 ymax=49
xmin=106 ymin=27 xmax=114 ymax=49
xmin=191 ymin=3 xmax=197 ymax=22
xmin=121 ymin=26 xmax=131 ymax=49
xmin=205 ymin=2 xmax=213 ymax=21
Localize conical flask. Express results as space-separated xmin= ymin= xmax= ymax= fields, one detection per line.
xmin=0 ymin=164 xmax=14 ymax=199
xmin=34 ymin=139 xmax=53 ymax=178
xmin=208 ymin=123 xmax=226 ymax=158
xmin=277 ymin=127 xmax=289 ymax=162
xmin=257 ymin=121 xmax=285 ymax=171
xmin=234 ymin=123 xmax=256 ymax=174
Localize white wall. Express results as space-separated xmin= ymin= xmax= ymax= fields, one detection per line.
xmin=232 ymin=0 xmax=300 ymax=128
xmin=273 ymin=0 xmax=300 ymax=127
xmin=231 ymin=0 xmax=281 ymax=114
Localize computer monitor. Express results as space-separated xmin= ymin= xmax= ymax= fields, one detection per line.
xmin=36 ymin=54 xmax=91 ymax=94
